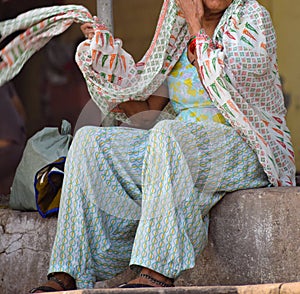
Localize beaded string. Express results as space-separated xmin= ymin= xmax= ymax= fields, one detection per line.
xmin=139 ymin=273 xmax=174 ymax=287
xmin=188 ymin=35 xmax=197 ymax=55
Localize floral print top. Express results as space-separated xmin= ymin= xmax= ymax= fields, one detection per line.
xmin=168 ymin=49 xmax=228 ymax=125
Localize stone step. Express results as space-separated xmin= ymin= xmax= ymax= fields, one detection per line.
xmin=1 ymin=187 xmax=300 ymax=294
xmin=15 ymin=283 xmax=300 ymax=294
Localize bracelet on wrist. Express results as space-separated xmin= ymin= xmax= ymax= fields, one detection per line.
xmin=187 ymin=35 xmax=197 ymax=46
xmin=188 ymin=28 xmax=208 ymax=55
xmin=188 ymin=38 xmax=197 ymax=55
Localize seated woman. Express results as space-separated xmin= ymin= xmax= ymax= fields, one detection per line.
xmin=29 ymin=0 xmax=295 ymax=292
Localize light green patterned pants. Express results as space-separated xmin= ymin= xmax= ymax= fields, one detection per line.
xmin=49 ymin=120 xmax=269 ymax=288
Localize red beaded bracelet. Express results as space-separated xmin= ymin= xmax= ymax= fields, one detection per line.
xmin=187 ymin=35 xmax=196 ymax=46
xmin=188 ymin=29 xmax=209 ymax=55
xmin=188 ymin=38 xmax=197 ymax=55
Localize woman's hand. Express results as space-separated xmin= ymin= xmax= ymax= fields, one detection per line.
xmin=80 ymin=23 xmax=95 ymax=40
xmin=175 ymin=0 xmax=204 ymax=35
xmin=118 ymin=95 xmax=169 ymax=129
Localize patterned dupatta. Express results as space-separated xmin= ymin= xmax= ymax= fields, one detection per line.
xmin=0 ymin=0 xmax=296 ymax=186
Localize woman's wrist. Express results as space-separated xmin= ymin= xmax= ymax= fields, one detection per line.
xmin=187 ymin=28 xmax=209 ymax=54
xmin=186 ymin=28 xmax=209 ymax=67
xmin=188 ymin=37 xmax=197 ymax=55
xmin=187 ymin=17 xmax=203 ymax=36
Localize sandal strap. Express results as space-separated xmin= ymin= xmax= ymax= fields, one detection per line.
xmin=139 ymin=273 xmax=174 ymax=287
xmin=29 ymin=285 xmax=60 ymax=292
xmin=48 ymin=273 xmax=67 ymax=291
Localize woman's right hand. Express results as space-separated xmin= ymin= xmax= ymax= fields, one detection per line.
xmin=80 ymin=23 xmax=95 ymax=40
xmin=175 ymin=0 xmax=204 ymax=35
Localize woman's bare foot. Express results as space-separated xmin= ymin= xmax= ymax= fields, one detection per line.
xmin=29 ymin=272 xmax=76 ymax=293
xmin=127 ymin=268 xmax=174 ymax=287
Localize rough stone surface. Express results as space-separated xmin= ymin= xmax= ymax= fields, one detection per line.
xmin=0 ymin=207 xmax=57 ymax=294
xmin=1 ymin=187 xmax=300 ymax=294
xmin=177 ymin=187 xmax=300 ymax=287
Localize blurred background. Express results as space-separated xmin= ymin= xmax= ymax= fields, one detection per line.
xmin=0 ymin=0 xmax=299 ymax=170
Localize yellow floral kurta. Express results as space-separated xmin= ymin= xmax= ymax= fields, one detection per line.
xmin=168 ymin=49 xmax=229 ymax=125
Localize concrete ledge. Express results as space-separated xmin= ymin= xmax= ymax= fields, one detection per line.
xmin=11 ymin=282 xmax=300 ymax=294
xmin=177 ymin=187 xmax=300 ymax=286
xmin=1 ymin=187 xmax=300 ymax=293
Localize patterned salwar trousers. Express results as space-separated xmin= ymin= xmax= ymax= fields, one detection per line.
xmin=49 ymin=120 xmax=269 ymax=288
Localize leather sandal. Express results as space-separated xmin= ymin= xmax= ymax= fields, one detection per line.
xmin=29 ymin=273 xmax=75 ymax=293
xmin=139 ymin=273 xmax=174 ymax=287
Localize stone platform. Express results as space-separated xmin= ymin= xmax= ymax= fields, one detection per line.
xmin=16 ymin=283 xmax=300 ymax=294
xmin=0 ymin=187 xmax=300 ymax=294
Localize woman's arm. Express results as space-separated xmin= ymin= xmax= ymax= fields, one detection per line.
xmin=81 ymin=23 xmax=170 ymax=129
xmin=118 ymin=95 xmax=169 ymax=129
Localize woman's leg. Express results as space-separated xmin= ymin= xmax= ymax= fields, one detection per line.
xmin=48 ymin=126 xmax=149 ymax=289
xmin=130 ymin=120 xmax=269 ymax=279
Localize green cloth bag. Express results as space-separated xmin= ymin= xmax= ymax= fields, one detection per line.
xmin=9 ymin=120 xmax=72 ymax=211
